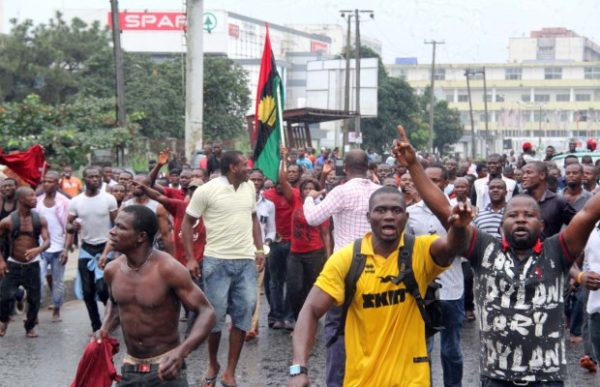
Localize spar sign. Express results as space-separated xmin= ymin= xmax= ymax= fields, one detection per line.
xmin=108 ymin=11 xmax=218 ymax=32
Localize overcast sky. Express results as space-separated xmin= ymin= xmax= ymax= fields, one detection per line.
xmin=3 ymin=0 xmax=600 ymax=64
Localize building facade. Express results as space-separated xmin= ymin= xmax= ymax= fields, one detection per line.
xmin=387 ymin=28 xmax=600 ymax=158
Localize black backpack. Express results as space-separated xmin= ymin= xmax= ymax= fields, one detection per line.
xmin=326 ymin=233 xmax=444 ymax=347
xmin=7 ymin=210 xmax=42 ymax=257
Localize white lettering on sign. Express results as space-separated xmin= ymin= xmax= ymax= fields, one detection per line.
xmin=108 ymin=12 xmax=189 ymax=31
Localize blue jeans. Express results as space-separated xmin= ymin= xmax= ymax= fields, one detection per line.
xmin=202 ymin=257 xmax=257 ymax=332
xmin=569 ymin=286 xmax=585 ymax=336
xmin=40 ymin=251 xmax=66 ymax=308
xmin=267 ymin=241 xmax=292 ymax=322
xmin=429 ymin=298 xmax=465 ymax=387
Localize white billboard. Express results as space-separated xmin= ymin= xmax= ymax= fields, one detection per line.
xmin=305 ymin=57 xmax=378 ymax=117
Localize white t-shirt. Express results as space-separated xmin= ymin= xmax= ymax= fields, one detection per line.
xmin=69 ymin=191 xmax=117 ymax=245
xmin=37 ymin=203 xmax=64 ymax=253
xmin=585 ymin=225 xmax=600 ymax=314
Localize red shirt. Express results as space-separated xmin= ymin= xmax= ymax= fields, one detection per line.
xmin=162 ymin=198 xmax=206 ymax=265
xmin=290 ymin=192 xmax=328 ymax=253
xmin=70 ymin=336 xmax=120 ymax=387
xmin=263 ymin=188 xmax=297 ymax=241
xmin=162 ymin=186 xmax=186 ymax=201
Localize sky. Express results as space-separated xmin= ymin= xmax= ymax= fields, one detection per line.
xmin=3 ymin=0 xmax=600 ymax=64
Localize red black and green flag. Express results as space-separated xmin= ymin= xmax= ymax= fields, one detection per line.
xmin=252 ymin=25 xmax=284 ymax=182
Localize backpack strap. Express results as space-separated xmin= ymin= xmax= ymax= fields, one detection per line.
xmin=326 ymin=238 xmax=366 ymax=348
xmin=394 ymin=234 xmax=434 ymax=327
xmin=10 ymin=211 xmax=20 ymax=241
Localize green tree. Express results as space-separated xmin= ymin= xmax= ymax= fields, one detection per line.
xmin=420 ymin=87 xmax=464 ymax=154
xmin=339 ymin=46 xmax=425 ymax=152
xmin=0 ymin=13 xmax=112 ymax=104
xmin=0 ymin=94 xmax=136 ymax=168
xmin=203 ymin=55 xmax=251 ymax=142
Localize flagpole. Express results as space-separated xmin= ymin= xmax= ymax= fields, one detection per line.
xmin=276 ymin=83 xmax=286 ymax=148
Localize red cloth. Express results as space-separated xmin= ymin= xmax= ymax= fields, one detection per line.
xmin=70 ymin=336 xmax=121 ymax=387
xmin=162 ymin=198 xmax=206 ymax=264
xmin=0 ymin=144 xmax=47 ymax=186
xmin=263 ymin=188 xmax=297 ymax=241
xmin=290 ymin=191 xmax=328 ymax=253
xmin=162 ymin=186 xmax=186 ymax=200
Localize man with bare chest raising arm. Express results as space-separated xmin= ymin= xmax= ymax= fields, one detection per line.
xmin=97 ymin=205 xmax=216 ymax=386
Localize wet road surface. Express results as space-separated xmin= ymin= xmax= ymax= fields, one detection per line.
xmin=0 ymin=298 xmax=598 ymax=386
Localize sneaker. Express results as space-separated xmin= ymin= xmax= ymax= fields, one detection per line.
xmin=580 ymin=355 xmax=598 ymax=373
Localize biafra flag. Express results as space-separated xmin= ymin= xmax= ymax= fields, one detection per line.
xmin=252 ymin=25 xmax=284 ymax=182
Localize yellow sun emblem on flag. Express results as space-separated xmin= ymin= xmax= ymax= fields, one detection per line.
xmin=258 ymin=95 xmax=277 ymax=127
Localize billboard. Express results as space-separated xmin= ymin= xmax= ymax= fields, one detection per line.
xmin=305 ymin=58 xmax=378 ymax=117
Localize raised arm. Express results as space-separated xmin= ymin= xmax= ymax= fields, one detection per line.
xmin=149 ymin=148 xmax=170 ymax=193
xmin=429 ymin=202 xmax=475 ymax=267
xmin=158 ymin=259 xmax=216 ymax=380
xmin=279 ymin=147 xmax=294 ymax=202
xmin=562 ymin=192 xmax=600 ymax=259
xmin=392 ymin=125 xmax=451 ymax=229
xmin=181 ymin=213 xmax=200 ymax=278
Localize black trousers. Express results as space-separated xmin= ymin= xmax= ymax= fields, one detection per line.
xmin=0 ymin=261 xmax=41 ymax=331
xmin=286 ymin=249 xmax=326 ymax=319
xmin=462 ymin=260 xmax=475 ymax=312
xmin=480 ymin=377 xmax=564 ymax=387
xmin=78 ymin=258 xmax=109 ymax=331
xmin=118 ymin=366 xmax=188 ymax=387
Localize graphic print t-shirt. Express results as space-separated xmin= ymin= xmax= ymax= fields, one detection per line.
xmin=466 ymin=231 xmax=573 ymax=382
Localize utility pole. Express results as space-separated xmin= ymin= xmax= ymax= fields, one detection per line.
xmin=340 ymin=9 xmax=373 ymax=153
xmin=465 ymin=69 xmax=476 ymax=160
xmin=110 ymin=0 xmax=126 ymax=165
xmin=185 ymin=0 xmax=204 ymax=162
xmin=482 ymin=66 xmax=489 ymax=156
xmin=425 ymin=40 xmax=444 ymax=154
xmin=341 ymin=11 xmax=353 ymax=154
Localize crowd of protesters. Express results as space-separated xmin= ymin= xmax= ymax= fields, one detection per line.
xmin=1 ymin=133 xmax=600 ymax=386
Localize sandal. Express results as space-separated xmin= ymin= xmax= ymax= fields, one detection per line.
xmin=26 ymin=329 xmax=38 ymax=338
xmin=0 ymin=322 xmax=7 ymax=337
xmin=220 ymin=381 xmax=237 ymax=387
xmin=201 ymin=365 xmax=220 ymax=387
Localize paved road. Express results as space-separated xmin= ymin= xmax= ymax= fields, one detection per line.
xmin=0 ymin=298 xmax=598 ymax=387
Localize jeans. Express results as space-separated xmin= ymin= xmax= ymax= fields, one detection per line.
xmin=202 ymin=257 xmax=257 ymax=332
xmin=267 ymin=240 xmax=292 ymax=322
xmin=462 ymin=260 xmax=475 ymax=312
xmin=428 ymin=298 xmax=465 ymax=387
xmin=324 ymin=306 xmax=345 ymax=387
xmin=78 ymin=257 xmax=109 ymax=332
xmin=569 ymin=285 xmax=585 ymax=336
xmin=286 ymin=249 xmax=326 ymax=319
xmin=40 ymin=251 xmax=66 ymax=308
xmin=480 ymin=377 xmax=564 ymax=386
xmin=0 ymin=261 xmax=41 ymax=331
xmin=591 ymin=312 xmax=600 ymax=361
xmin=118 ymin=365 xmax=188 ymax=386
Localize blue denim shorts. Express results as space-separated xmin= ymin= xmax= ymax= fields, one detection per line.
xmin=202 ymin=257 xmax=257 ymax=332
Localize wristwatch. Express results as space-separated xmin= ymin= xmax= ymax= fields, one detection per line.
xmin=289 ymin=364 xmax=308 ymax=377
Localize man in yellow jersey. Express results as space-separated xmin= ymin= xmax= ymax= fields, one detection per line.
xmin=289 ymin=181 xmax=474 ymax=386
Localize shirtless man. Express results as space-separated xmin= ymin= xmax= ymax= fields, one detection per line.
xmin=0 ymin=187 xmax=50 ymax=337
xmin=98 ymin=205 xmax=216 ymax=385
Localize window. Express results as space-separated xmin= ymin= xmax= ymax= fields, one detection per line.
xmin=576 ymin=94 xmax=591 ymax=102
xmin=559 ymin=111 xmax=570 ymax=122
xmin=584 ymin=67 xmax=600 ymax=80
xmin=479 ymin=112 xmax=489 ymax=122
xmin=544 ymin=67 xmax=562 ymax=80
xmin=575 ymin=110 xmax=588 ymax=122
xmin=457 ymin=94 xmax=469 ymax=102
xmin=521 ymin=94 xmax=531 ymax=102
xmin=505 ymin=68 xmax=522 ymax=80
xmin=533 ymin=110 xmax=546 ymax=122
xmin=556 ymin=94 xmax=570 ymax=102
xmin=433 ymin=68 xmax=445 ymax=80
xmin=485 ymin=94 xmax=493 ymax=103
xmin=495 ymin=95 xmax=505 ymax=102
xmin=533 ymin=130 xmax=544 ymax=137
xmin=534 ymin=94 xmax=550 ymax=102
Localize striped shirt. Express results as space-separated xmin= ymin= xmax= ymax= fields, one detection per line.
xmin=473 ymin=205 xmax=505 ymax=241
xmin=303 ymin=178 xmax=381 ymax=252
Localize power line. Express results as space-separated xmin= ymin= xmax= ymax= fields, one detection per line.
xmin=425 ymin=40 xmax=444 ymax=153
